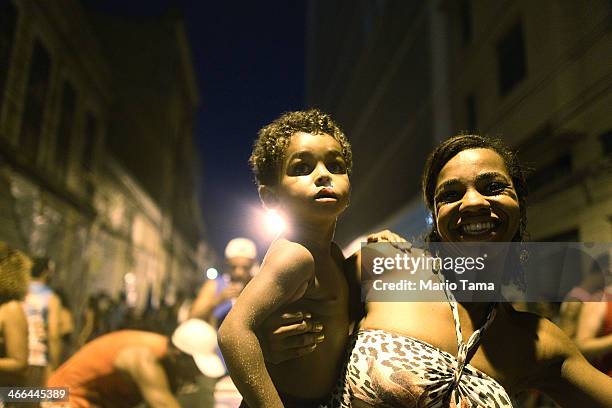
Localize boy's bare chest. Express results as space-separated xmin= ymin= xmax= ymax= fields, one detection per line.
xmin=296 ymin=258 xmax=348 ymax=315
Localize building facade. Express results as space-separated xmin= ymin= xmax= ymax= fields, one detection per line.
xmin=305 ymin=0 xmax=611 ymax=246
xmin=444 ymin=0 xmax=612 ymax=242
xmin=306 ymin=0 xmax=448 ymax=246
xmin=0 ymin=0 xmax=211 ymax=317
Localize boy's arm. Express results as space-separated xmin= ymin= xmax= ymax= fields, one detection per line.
xmin=218 ymin=242 xmax=314 ymax=408
xmin=256 ymin=231 xmax=412 ymax=365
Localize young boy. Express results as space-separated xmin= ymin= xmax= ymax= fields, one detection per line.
xmin=218 ymin=109 xmax=353 ymax=408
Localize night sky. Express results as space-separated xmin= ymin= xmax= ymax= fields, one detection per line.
xmin=84 ymin=1 xmax=307 ymax=257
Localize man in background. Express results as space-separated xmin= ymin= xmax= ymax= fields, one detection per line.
xmin=190 ymin=237 xmax=257 ymax=326
xmin=186 ymin=237 xmax=257 ymax=407
xmin=23 ymin=257 xmax=61 ymax=400
xmin=47 ymin=319 xmax=224 ymax=408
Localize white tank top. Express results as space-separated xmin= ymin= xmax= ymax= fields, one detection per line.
xmin=23 ymin=282 xmax=52 ymax=366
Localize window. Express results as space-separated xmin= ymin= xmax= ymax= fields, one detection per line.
xmin=20 ymin=39 xmax=51 ymax=161
xmin=527 ymin=154 xmax=572 ymax=192
xmin=497 ymin=21 xmax=526 ymax=96
xmin=599 ymin=129 xmax=612 ymax=155
xmin=0 ymin=1 xmax=18 ymax=115
xmin=81 ymin=113 xmax=98 ymax=198
xmin=82 ymin=113 xmax=97 ymax=171
xmin=465 ymin=94 xmax=477 ymax=132
xmin=56 ymin=81 xmax=76 ymax=180
xmin=459 ymin=0 xmax=472 ymax=45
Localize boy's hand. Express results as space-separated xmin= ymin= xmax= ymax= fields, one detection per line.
xmin=258 ymin=312 xmax=324 ymax=364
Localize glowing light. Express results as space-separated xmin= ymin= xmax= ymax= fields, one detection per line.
xmin=206 ymin=267 xmax=219 ymax=280
xmin=265 ymin=209 xmax=286 ymax=235
xmin=124 ymin=272 xmax=136 ymax=284
xmin=124 ymin=273 xmax=137 ymax=307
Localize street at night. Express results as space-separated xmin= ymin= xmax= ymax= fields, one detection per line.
xmin=0 ymin=1 xmax=611 ymax=407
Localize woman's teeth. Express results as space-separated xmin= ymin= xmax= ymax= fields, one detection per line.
xmin=461 ymin=222 xmax=495 ymax=235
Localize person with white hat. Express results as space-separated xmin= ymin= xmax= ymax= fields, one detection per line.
xmin=46 ymin=319 xmax=223 ymax=408
xmin=178 ymin=238 xmax=257 ymax=407
xmin=190 ymin=237 xmax=258 ymax=328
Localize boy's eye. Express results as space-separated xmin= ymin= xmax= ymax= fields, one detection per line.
xmin=291 ymin=162 xmax=311 ymax=175
xmin=327 ymin=161 xmax=346 ymax=174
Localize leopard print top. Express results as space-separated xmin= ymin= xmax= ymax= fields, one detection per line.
xmin=328 ymin=282 xmax=513 ymax=407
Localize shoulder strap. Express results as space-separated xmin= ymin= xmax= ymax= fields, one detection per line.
xmin=437 ymin=270 xmax=497 ymax=364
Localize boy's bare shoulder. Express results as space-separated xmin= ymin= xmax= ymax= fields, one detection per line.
xmin=262 ymin=239 xmax=315 ymax=281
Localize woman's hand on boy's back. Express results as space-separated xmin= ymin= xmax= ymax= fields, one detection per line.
xmin=367 ymin=229 xmax=412 ymax=252
xmin=258 ymin=311 xmax=324 ymax=364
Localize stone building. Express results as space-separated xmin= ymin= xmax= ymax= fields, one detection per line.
xmin=305 ymin=0 xmax=611 ymax=246
xmin=0 ymin=0 xmax=211 ymax=316
xmin=306 ymin=0 xmax=448 ymax=247
xmin=444 ymin=0 xmax=612 ymax=242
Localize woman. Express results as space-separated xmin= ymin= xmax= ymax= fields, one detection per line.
xmin=264 ymin=135 xmax=612 ymax=407
xmin=0 ymin=242 xmax=30 ymax=386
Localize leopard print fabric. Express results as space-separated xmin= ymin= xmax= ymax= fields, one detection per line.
xmin=327 ymin=328 xmax=513 ymax=407
xmin=327 ymin=283 xmax=513 ymax=407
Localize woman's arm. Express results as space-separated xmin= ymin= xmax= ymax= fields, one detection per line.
xmin=536 ymin=317 xmax=612 ymax=407
xmin=544 ymin=350 xmax=612 ymax=407
xmin=575 ymin=301 xmax=612 ymax=360
xmin=0 ymin=301 xmax=28 ymax=374
xmin=218 ymin=242 xmax=314 ymax=408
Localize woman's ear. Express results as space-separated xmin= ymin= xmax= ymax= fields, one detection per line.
xmin=258 ymin=185 xmax=279 ymax=209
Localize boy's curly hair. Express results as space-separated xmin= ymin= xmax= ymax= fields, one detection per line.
xmin=250 ymin=109 xmax=352 ymax=186
xmin=0 ymin=242 xmax=31 ymax=304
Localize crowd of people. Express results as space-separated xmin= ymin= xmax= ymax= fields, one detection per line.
xmin=0 ymin=236 xmax=258 ymax=408
xmin=1 ymin=109 xmax=611 ymax=408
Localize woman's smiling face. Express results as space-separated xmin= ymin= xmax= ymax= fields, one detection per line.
xmin=434 ymin=148 xmax=520 ymax=242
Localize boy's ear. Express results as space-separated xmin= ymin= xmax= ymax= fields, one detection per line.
xmin=258 ymin=185 xmax=279 ymax=209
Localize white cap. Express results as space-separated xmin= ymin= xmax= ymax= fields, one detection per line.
xmin=171 ymin=319 xmax=225 ymax=378
xmin=224 ymin=237 xmax=257 ymax=260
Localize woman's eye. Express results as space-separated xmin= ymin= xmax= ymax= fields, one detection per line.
xmin=327 ymin=161 xmax=346 ymax=174
xmin=438 ymin=190 xmax=460 ymax=203
xmin=485 ymin=182 xmax=507 ymax=195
